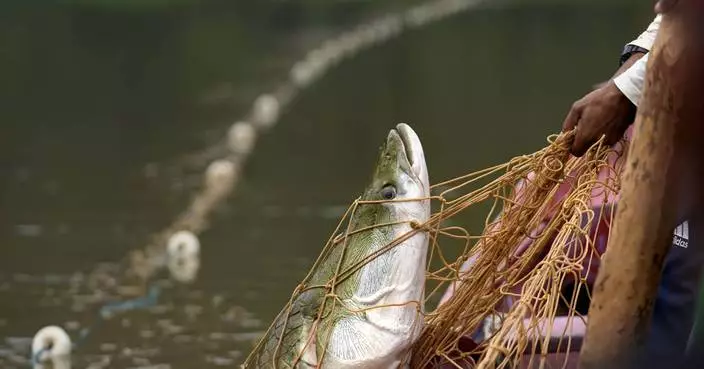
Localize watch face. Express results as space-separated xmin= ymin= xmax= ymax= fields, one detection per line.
xmin=619 ymin=45 xmax=648 ymax=66
xmin=619 ymin=52 xmax=633 ymax=66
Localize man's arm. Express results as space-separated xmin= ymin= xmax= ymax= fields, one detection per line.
xmin=561 ymin=15 xmax=661 ymax=156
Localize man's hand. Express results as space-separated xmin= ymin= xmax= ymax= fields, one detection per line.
xmin=560 ymin=52 xmax=645 ymax=157
xmin=561 ymin=81 xmax=636 ymax=156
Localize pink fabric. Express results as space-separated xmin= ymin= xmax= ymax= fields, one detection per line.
xmin=439 ymin=128 xmax=634 ymax=340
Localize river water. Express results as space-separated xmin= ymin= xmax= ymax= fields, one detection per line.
xmin=0 ymin=1 xmax=650 ymax=368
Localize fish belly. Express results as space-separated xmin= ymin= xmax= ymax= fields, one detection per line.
xmin=320 ymin=231 xmax=427 ymax=368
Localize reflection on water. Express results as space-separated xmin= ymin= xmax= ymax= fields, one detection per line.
xmin=0 ymin=1 xmax=649 ymax=367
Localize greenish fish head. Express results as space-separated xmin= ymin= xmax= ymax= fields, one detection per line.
xmin=362 ymin=123 xmax=429 ymax=207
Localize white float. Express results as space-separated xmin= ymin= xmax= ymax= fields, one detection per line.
xmin=166 ymin=231 xmax=201 ymax=284
xmin=227 ymin=122 xmax=257 ymax=156
xmin=205 ymin=159 xmax=236 ymax=191
xmin=32 ymin=325 xmax=71 ymax=369
xmin=251 ymin=94 xmax=280 ymax=129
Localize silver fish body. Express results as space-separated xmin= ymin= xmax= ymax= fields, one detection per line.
xmin=243 ymin=123 xmax=430 ymax=369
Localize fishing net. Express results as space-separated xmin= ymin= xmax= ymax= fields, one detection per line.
xmin=412 ymin=130 xmax=628 ymax=369
xmin=242 ymin=129 xmax=631 ymax=369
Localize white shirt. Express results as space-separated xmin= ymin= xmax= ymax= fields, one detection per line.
xmin=612 ymin=15 xmax=661 ymax=106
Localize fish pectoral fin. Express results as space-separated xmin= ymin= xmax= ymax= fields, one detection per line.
xmin=320 ymin=315 xmax=404 ymax=364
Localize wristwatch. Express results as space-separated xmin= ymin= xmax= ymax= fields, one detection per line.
xmin=619 ymin=44 xmax=649 ymax=66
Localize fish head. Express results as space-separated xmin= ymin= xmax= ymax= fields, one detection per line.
xmin=362 ymin=123 xmax=429 ymax=210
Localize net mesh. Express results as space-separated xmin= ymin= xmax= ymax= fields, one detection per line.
xmin=243 ymin=130 xmax=631 ymax=369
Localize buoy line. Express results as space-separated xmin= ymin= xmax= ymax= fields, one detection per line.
xmin=125 ymin=0 xmax=486 ymax=285
xmin=29 ymin=0 xmax=488 ymax=366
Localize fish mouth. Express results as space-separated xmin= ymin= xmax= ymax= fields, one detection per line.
xmin=390 ymin=123 xmax=425 ymax=178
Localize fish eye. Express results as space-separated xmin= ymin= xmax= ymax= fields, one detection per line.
xmin=380 ymin=184 xmax=397 ymax=200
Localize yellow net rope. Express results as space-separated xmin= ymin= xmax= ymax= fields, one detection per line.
xmin=243 ymin=130 xmax=631 ymax=369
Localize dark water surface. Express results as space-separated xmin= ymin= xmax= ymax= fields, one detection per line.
xmin=1 ymin=1 xmax=650 ymax=367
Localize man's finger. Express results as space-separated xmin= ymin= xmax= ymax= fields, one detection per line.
xmin=604 ymin=131 xmax=622 ymax=147
xmin=571 ymin=132 xmax=590 ymax=157
xmin=570 ymin=116 xmax=592 ymax=157
xmin=561 ymin=103 xmax=582 ymax=133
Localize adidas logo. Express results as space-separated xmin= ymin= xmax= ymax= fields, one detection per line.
xmin=673 ymin=221 xmax=689 ymax=248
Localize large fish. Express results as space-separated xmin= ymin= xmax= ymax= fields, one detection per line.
xmin=243 ymin=123 xmax=431 ymax=369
